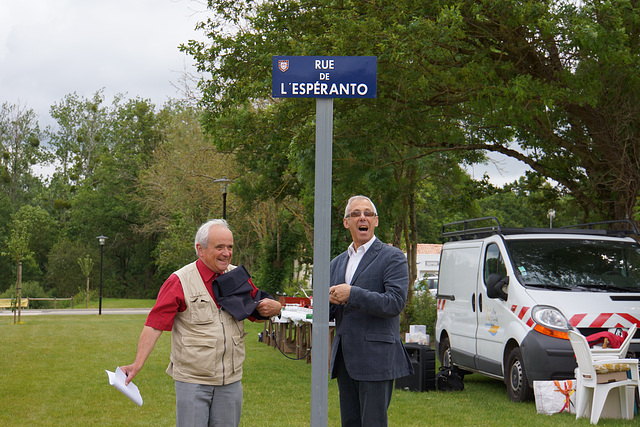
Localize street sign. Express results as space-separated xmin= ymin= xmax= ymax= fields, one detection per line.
xmin=272 ymin=56 xmax=377 ymax=98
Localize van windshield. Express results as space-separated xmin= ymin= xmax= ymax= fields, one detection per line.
xmin=506 ymin=238 xmax=640 ymax=292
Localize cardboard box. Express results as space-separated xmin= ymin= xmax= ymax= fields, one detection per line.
xmin=597 ymin=371 xmax=629 ymax=384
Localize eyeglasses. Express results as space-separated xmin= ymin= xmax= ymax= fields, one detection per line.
xmin=347 ymin=210 xmax=377 ymax=218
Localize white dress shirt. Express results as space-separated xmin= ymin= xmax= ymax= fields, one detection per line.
xmin=345 ymin=236 xmax=376 ymax=285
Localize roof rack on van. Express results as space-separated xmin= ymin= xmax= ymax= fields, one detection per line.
xmin=560 ymin=220 xmax=639 ymax=237
xmin=442 ymin=217 xmax=639 ymax=241
xmin=442 ymin=217 xmax=502 ymax=240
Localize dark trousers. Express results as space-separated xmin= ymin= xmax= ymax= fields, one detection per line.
xmin=335 ymin=345 xmax=394 ymax=427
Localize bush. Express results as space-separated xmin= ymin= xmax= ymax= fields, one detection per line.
xmin=0 ymin=280 xmax=49 ymax=308
xmin=72 ymin=287 xmax=101 ymax=308
xmin=402 ymin=291 xmax=437 ymax=338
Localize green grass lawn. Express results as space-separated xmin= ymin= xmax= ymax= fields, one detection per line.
xmin=85 ymin=298 xmax=157 ymax=309
xmin=1 ymin=314 xmax=636 ymax=426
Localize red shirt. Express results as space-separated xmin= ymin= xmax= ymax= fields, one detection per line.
xmin=145 ymin=259 xmax=260 ymax=331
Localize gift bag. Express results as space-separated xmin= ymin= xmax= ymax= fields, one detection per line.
xmin=534 ymin=380 xmax=576 ymax=415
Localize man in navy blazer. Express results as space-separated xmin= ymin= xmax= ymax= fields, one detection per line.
xmin=329 ymin=195 xmax=413 ymax=427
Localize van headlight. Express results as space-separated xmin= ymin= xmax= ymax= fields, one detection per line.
xmin=531 ymin=306 xmax=571 ymax=339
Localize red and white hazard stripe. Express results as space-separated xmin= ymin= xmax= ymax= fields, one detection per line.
xmin=569 ymin=313 xmax=640 ymax=329
xmin=511 ymin=305 xmax=534 ymax=327
xmin=509 ymin=305 xmax=640 ymax=329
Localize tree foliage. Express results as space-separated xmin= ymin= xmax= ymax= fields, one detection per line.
xmin=137 ymin=103 xmax=241 ymax=275
xmin=392 ymin=0 xmax=640 ymax=222
xmin=0 ymin=102 xmax=44 ymax=206
xmin=184 ymin=0 xmax=640 ymax=230
xmin=182 ymin=0 xmax=487 ymax=290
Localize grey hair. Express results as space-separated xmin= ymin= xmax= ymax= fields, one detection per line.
xmin=194 ymin=219 xmax=230 ymax=254
xmin=344 ymin=195 xmax=378 ymax=218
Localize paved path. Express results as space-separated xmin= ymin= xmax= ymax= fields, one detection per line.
xmin=0 ymin=308 xmax=151 ymax=316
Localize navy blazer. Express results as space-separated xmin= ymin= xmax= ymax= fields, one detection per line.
xmin=329 ymin=237 xmax=413 ymax=381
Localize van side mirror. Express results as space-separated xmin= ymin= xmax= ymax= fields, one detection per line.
xmin=486 ymin=273 xmax=509 ymax=301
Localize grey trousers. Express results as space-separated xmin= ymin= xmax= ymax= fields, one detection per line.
xmin=335 ymin=347 xmax=394 ymax=427
xmin=175 ymin=380 xmax=243 ymax=427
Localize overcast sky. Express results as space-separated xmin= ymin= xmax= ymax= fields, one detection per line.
xmin=465 ymin=153 xmax=532 ymax=187
xmin=0 ymin=0 xmax=528 ymax=185
xmin=0 ymin=0 xmax=206 ymax=128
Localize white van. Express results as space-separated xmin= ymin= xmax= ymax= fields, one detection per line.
xmin=435 ymin=217 xmax=640 ymax=402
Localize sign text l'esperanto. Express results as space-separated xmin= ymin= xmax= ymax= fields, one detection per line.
xmin=272 ymin=56 xmax=377 ymax=99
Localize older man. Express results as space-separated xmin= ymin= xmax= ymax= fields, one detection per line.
xmin=121 ymin=219 xmax=281 ymax=427
xmin=329 ymin=195 xmax=412 ymax=427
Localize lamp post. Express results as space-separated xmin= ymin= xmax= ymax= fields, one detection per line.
xmin=547 ymin=209 xmax=556 ymax=228
xmin=213 ymin=177 xmax=233 ymax=219
xmin=96 ymin=235 xmax=107 ymax=315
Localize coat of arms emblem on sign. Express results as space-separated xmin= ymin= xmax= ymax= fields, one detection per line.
xmin=278 ymin=60 xmax=289 ymax=72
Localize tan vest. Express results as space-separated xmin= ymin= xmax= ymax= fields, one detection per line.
xmin=165 ymin=262 xmax=247 ymax=385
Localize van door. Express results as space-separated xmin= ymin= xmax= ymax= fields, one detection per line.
xmin=438 ymin=241 xmax=483 ymax=370
xmin=474 ymin=242 xmax=508 ymax=376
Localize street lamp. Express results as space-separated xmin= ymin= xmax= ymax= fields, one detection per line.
xmin=547 ymin=209 xmax=556 ymax=228
xmin=96 ymin=235 xmax=107 ymax=315
xmin=213 ymin=177 xmax=233 ymax=219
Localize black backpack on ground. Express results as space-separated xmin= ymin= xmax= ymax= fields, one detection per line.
xmin=435 ymin=366 xmax=464 ymax=391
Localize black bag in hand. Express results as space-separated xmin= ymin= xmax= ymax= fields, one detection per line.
xmin=436 ymin=366 xmax=464 ymax=391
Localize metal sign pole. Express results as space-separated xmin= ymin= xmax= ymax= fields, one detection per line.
xmin=271 ymin=56 xmax=375 ymax=427
xmin=310 ymin=97 xmax=333 ymax=427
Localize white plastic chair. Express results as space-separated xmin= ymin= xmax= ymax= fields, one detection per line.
xmin=568 ymin=330 xmax=639 ymax=424
xmin=590 ymin=324 xmax=637 ymax=361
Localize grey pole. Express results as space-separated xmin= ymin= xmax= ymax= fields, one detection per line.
xmin=97 ymin=235 xmax=108 ymax=315
xmin=311 ymin=98 xmax=333 ymax=426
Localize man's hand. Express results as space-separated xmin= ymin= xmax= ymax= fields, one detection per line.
xmin=257 ymin=298 xmax=282 ymax=317
xmin=119 ymin=364 xmax=141 ymax=386
xmin=329 ymin=284 xmax=351 ymax=305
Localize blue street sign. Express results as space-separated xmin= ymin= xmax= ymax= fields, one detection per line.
xmin=272 ymin=56 xmax=377 ymax=98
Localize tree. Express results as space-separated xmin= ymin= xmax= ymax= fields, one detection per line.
xmin=138 ymin=103 xmax=241 ymax=275
xmin=77 ymin=254 xmax=94 ymax=308
xmin=65 ymin=97 xmax=166 ymax=298
xmin=46 ymin=91 xmax=110 ymax=225
xmin=0 ymin=102 xmax=45 ymax=207
xmin=379 ymin=0 xmax=640 ymax=223
xmin=9 ymin=205 xmax=58 ymax=284
xmin=476 ymin=174 xmax=585 ymax=229
xmin=46 ymin=239 xmax=91 ymax=298
xmin=185 ymin=0 xmax=640 ymax=235
xmin=0 ymin=191 xmax=13 ymax=292
xmin=1 ymin=209 xmax=35 ymax=323
xmin=48 ymin=90 xmax=109 ymax=183
xmin=181 ymin=0 xmax=488 ymax=293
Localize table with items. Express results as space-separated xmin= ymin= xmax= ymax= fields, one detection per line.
xmin=261 ymin=298 xmax=335 ymax=363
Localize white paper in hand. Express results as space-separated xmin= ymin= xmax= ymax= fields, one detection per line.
xmin=105 ymin=367 xmax=143 ymax=406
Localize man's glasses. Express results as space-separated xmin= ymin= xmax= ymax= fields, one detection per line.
xmin=347 ymin=210 xmax=377 ymax=218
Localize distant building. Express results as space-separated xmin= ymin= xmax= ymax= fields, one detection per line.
xmin=415 ymin=243 xmax=442 ymax=279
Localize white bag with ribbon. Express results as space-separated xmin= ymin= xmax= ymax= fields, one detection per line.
xmin=533 ymin=380 xmax=576 ymax=415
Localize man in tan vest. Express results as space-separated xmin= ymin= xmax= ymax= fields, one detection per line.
xmin=120 ymin=219 xmax=282 ymax=426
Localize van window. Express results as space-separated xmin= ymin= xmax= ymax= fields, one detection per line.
xmin=484 ymin=243 xmax=507 ymax=282
xmin=507 ymin=238 xmax=640 ymax=292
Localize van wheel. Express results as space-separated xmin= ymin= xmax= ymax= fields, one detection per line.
xmin=505 ymin=347 xmax=532 ymax=402
xmin=439 ymin=336 xmax=452 ymax=368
